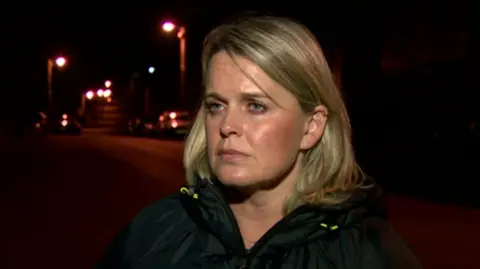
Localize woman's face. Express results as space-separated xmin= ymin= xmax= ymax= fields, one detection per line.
xmin=204 ymin=51 xmax=310 ymax=189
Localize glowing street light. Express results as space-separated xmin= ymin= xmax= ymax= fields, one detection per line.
xmin=86 ymin=91 xmax=94 ymax=100
xmin=103 ymin=89 xmax=112 ymax=98
xmin=162 ymin=22 xmax=175 ymax=32
xmin=55 ymin=57 xmax=66 ymax=67
xmin=148 ymin=66 xmax=155 ymax=74
xmin=104 ymin=80 xmax=112 ymax=88
xmin=97 ymin=89 xmax=104 ymax=97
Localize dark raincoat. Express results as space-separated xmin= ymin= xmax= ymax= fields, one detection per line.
xmin=97 ymin=178 xmax=423 ymax=269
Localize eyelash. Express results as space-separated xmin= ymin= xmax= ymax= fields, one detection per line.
xmin=204 ymin=101 xmax=267 ymax=114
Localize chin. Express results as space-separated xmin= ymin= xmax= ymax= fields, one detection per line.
xmin=217 ymin=174 xmax=256 ymax=188
xmin=215 ymin=167 xmax=259 ymax=188
xmin=214 ymin=168 xmax=280 ymax=191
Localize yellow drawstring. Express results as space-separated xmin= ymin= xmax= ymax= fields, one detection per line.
xmin=180 ymin=187 xmax=198 ymax=199
xmin=320 ymin=223 xmax=339 ymax=231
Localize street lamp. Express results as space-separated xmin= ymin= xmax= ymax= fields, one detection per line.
xmin=145 ymin=66 xmax=155 ymax=115
xmin=86 ymin=91 xmax=94 ymax=100
xmin=162 ymin=22 xmax=175 ymax=32
xmin=162 ymin=21 xmax=186 ymax=107
xmin=47 ymin=56 xmax=67 ymax=110
xmin=103 ymin=89 xmax=112 ymax=98
xmin=55 ymin=57 xmax=66 ymax=67
xmin=104 ymin=80 xmax=112 ymax=88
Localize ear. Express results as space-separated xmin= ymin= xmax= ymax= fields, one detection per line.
xmin=300 ymin=105 xmax=328 ymax=150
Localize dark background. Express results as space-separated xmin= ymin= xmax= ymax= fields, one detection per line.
xmin=1 ymin=1 xmax=477 ymax=205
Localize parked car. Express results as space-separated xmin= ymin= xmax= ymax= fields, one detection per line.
xmin=127 ymin=116 xmax=158 ymax=137
xmin=155 ymin=110 xmax=192 ymax=137
xmin=32 ymin=111 xmax=49 ymax=135
xmin=51 ymin=113 xmax=82 ymax=135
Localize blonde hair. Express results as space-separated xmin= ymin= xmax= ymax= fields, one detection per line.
xmin=183 ymin=15 xmax=368 ymax=214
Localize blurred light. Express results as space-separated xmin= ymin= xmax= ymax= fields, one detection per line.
xmin=148 ymin=67 xmax=155 ymax=74
xmin=159 ymin=115 xmax=165 ymax=121
xmin=171 ymin=120 xmax=178 ymax=128
xmin=104 ymin=80 xmax=112 ymax=88
xmin=35 ymin=123 xmax=41 ymax=128
xmin=61 ymin=120 xmax=68 ymax=127
xmin=169 ymin=112 xmax=177 ymax=119
xmin=103 ymin=89 xmax=112 ymax=98
xmin=97 ymin=89 xmax=104 ymax=97
xmin=107 ymin=97 xmax=112 ymax=103
xmin=62 ymin=114 xmax=68 ymax=120
xmin=55 ymin=57 xmax=66 ymax=67
xmin=145 ymin=123 xmax=153 ymax=129
xmin=86 ymin=91 xmax=94 ymax=100
xmin=162 ymin=22 xmax=175 ymax=32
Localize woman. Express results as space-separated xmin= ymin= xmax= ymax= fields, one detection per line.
xmin=97 ymin=15 xmax=423 ymax=269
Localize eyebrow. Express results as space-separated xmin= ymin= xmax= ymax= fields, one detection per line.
xmin=204 ymin=92 xmax=269 ymax=102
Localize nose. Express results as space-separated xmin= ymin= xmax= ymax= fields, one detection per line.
xmin=219 ymin=109 xmax=242 ymax=138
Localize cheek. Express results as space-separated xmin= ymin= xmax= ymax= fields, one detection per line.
xmin=249 ymin=119 xmax=303 ymax=159
xmin=205 ymin=119 xmax=219 ymax=155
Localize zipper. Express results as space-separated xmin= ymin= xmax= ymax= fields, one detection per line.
xmin=205 ymin=182 xmax=246 ymax=252
xmin=205 ymin=182 xmax=253 ymax=269
xmin=205 ymin=181 xmax=310 ymax=269
xmin=245 ymin=212 xmax=297 ymax=255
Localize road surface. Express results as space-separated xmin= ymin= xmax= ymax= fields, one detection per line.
xmin=1 ymin=131 xmax=478 ymax=268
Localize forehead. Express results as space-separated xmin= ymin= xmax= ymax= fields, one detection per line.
xmin=206 ymin=52 xmax=275 ymax=96
xmin=205 ymin=52 xmax=303 ymax=112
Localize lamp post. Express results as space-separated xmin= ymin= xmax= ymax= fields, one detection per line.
xmin=162 ymin=21 xmax=186 ymax=107
xmin=145 ymin=67 xmax=155 ymax=116
xmin=47 ymin=56 xmax=66 ymax=110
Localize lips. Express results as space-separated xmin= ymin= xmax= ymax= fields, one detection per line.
xmin=216 ymin=148 xmax=248 ymax=162
xmin=217 ymin=148 xmax=247 ymax=156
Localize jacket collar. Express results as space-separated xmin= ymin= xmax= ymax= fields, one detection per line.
xmin=180 ymin=177 xmax=383 ymax=255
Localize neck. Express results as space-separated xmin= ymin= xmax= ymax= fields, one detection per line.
xmin=227 ymin=156 xmax=303 ymax=246
xmin=229 ymin=186 xmax=290 ymax=222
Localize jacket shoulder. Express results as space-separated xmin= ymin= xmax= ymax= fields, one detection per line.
xmin=361 ymin=217 xmax=424 ymax=269
xmin=96 ymin=194 xmax=195 ymax=268
xmin=130 ymin=194 xmax=189 ymax=227
xmin=325 ymin=217 xmax=423 ymax=269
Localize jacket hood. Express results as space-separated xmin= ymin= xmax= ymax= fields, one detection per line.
xmin=315 ymin=179 xmax=387 ymax=227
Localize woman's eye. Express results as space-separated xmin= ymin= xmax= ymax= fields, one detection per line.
xmin=248 ymin=102 xmax=266 ymax=113
xmin=206 ymin=102 xmax=223 ymax=113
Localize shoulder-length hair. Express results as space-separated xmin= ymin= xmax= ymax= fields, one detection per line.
xmin=183 ymin=15 xmax=368 ymax=214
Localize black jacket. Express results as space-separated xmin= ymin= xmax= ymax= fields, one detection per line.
xmin=97 ymin=179 xmax=423 ymax=269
